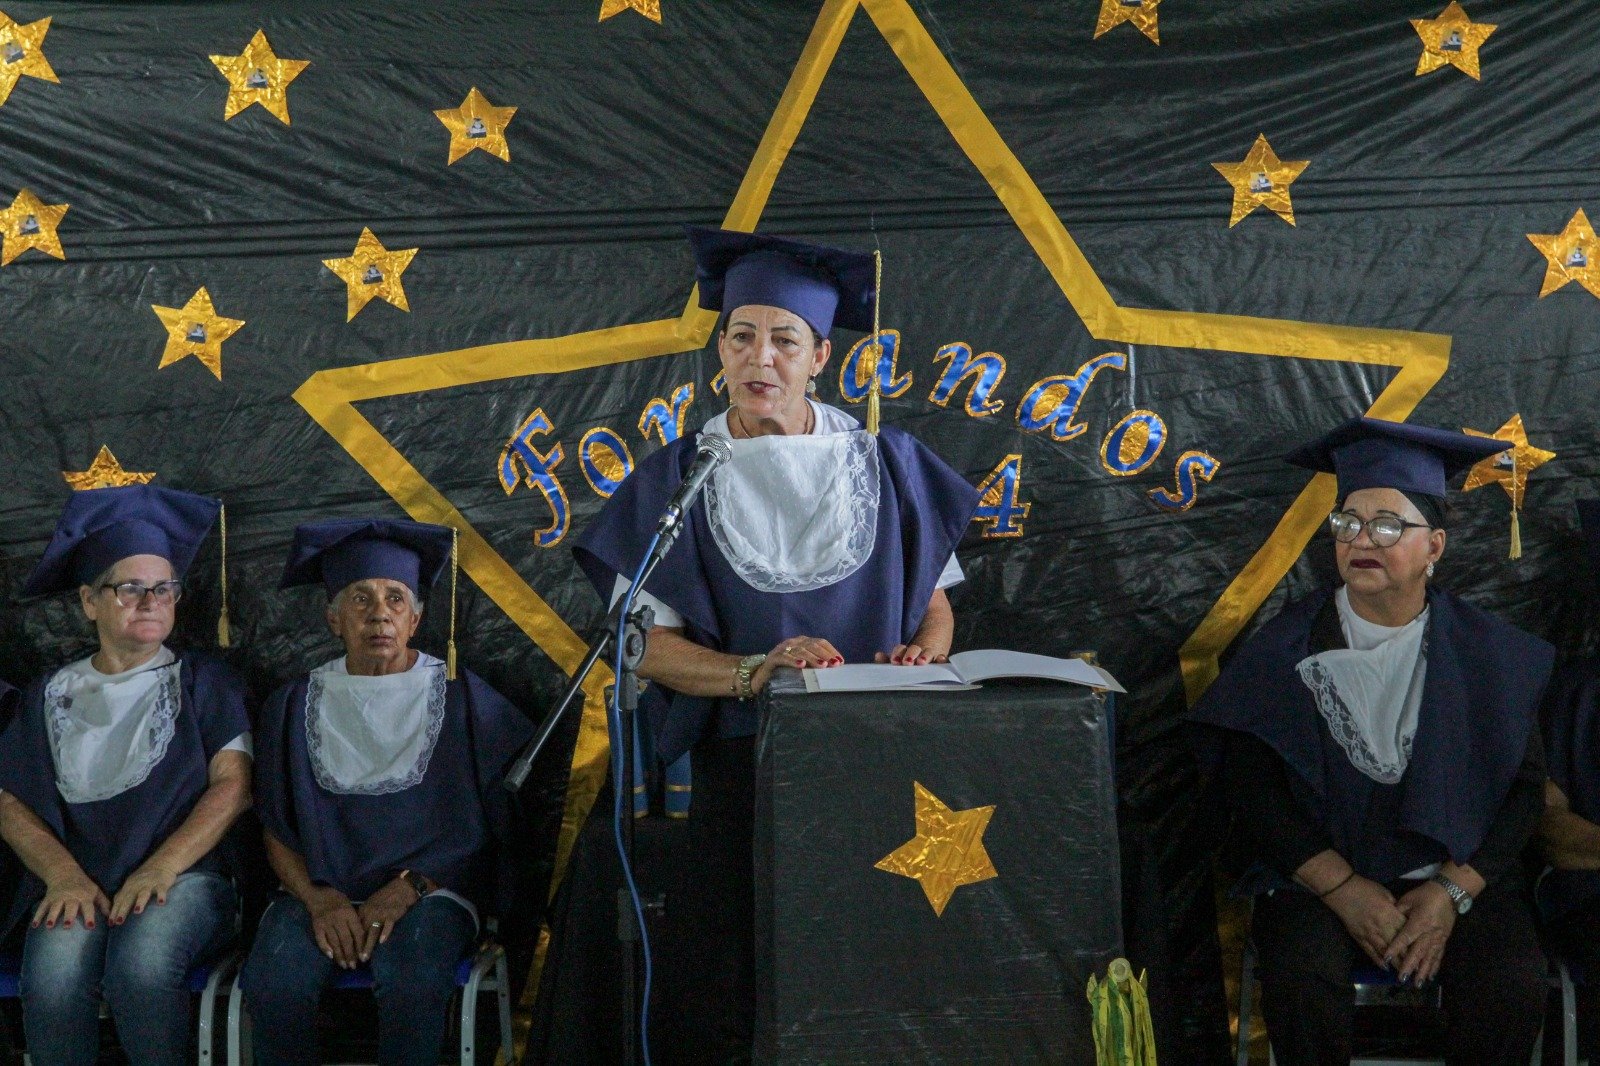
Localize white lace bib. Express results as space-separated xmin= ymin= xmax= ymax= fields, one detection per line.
xmin=46 ymin=647 xmax=181 ymax=804
xmin=305 ymin=652 xmax=446 ymax=795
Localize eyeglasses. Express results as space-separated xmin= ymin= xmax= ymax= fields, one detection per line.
xmin=1328 ymin=511 xmax=1431 ymax=548
xmin=99 ymin=580 xmax=183 ymax=607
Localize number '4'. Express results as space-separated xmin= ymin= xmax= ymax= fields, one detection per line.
xmin=973 ymin=454 xmax=1029 ymax=538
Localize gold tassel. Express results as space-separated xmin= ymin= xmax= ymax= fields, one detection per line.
xmin=1087 ymin=958 xmax=1158 ymax=1066
xmin=1510 ymin=507 xmax=1522 ymax=560
xmin=216 ymin=503 xmax=232 ymax=647
xmin=446 ymin=525 xmax=459 ymax=681
xmin=866 ymin=249 xmax=883 ymax=435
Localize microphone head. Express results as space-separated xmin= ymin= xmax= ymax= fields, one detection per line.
xmin=698 ymin=434 xmax=733 ymax=465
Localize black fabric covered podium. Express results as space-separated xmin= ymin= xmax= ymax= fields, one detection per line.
xmin=755 ymin=673 xmax=1123 ymax=1064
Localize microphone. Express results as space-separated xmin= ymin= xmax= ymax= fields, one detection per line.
xmin=652 ymin=434 xmax=732 ymax=545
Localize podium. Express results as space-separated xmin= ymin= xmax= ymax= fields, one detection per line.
xmin=755 ymin=673 xmax=1123 ymax=1064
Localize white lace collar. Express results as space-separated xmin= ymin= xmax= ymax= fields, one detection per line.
xmin=47 ymin=646 xmax=181 ymax=804
xmin=700 ymin=401 xmax=879 ymax=593
xmin=305 ymin=652 xmax=447 ymax=796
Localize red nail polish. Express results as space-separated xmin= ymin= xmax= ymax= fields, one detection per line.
xmin=44 ymin=921 xmax=53 ymax=928
xmin=794 ymin=659 xmax=804 ymax=666
xmin=85 ymin=921 xmax=94 ymax=928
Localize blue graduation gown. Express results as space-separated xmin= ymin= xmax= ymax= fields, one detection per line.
xmin=0 ymin=652 xmax=250 ymax=940
xmin=254 ymin=666 xmax=533 ymax=915
xmin=573 ymin=423 xmax=978 ymax=764
xmin=1193 ymin=586 xmax=1554 ymax=884
xmin=1539 ymin=658 xmax=1600 ymax=921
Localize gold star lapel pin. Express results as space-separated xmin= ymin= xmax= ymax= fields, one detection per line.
xmin=1213 ymin=134 xmax=1309 ymax=227
xmin=63 ymin=446 xmax=156 ymax=490
xmin=209 ymin=29 xmax=309 ymax=124
xmin=0 ymin=9 xmax=58 ymax=108
xmin=1463 ymin=414 xmax=1555 ymax=560
xmin=1411 ymin=2 xmax=1495 ymax=80
xmin=1094 ymin=0 xmax=1160 ymax=44
xmin=435 ymin=87 xmax=517 ymax=165
xmin=599 ymin=0 xmax=662 ymax=23
xmin=1528 ymin=209 xmax=1600 ymax=299
xmin=152 ymin=287 xmax=246 ymax=379
xmin=875 ymin=781 xmax=999 ymax=917
xmin=324 ymin=227 xmax=418 ymax=321
xmin=0 ymin=187 xmax=67 ymax=265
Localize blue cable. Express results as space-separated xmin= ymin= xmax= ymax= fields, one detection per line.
xmin=612 ymin=532 xmax=660 ymax=1066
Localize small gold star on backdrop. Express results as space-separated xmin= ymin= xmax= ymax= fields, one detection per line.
xmin=874 ymin=781 xmax=999 ymax=917
xmin=63 ymin=447 xmax=156 ymax=490
xmin=1527 ymin=209 xmax=1600 ymax=298
xmin=323 ymin=228 xmax=418 ymax=321
xmin=152 ymin=287 xmax=246 ymax=379
xmin=599 ymin=0 xmax=661 ymax=24
xmin=0 ymin=187 xmax=67 ymax=265
xmin=209 ymin=29 xmax=309 ymax=124
xmin=435 ymin=87 xmax=517 ymax=165
xmin=1094 ymin=0 xmax=1160 ymax=44
xmin=1463 ymin=414 xmax=1555 ymax=559
xmin=1213 ymin=134 xmax=1309 ymax=227
xmin=1411 ymin=2 xmax=1495 ymax=80
xmin=0 ymin=9 xmax=58 ymax=108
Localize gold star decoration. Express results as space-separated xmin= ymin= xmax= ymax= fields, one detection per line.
xmin=434 ymin=87 xmax=517 ymax=165
xmin=209 ymin=29 xmax=309 ymax=124
xmin=0 ymin=10 xmax=58 ymax=108
xmin=323 ymin=227 xmax=418 ymax=321
xmin=1093 ymin=0 xmax=1160 ymax=44
xmin=599 ymin=0 xmax=662 ymax=23
xmin=1411 ymin=2 xmax=1495 ymax=80
xmin=1213 ymin=134 xmax=1309 ymax=227
xmin=874 ymin=781 xmax=999 ymax=917
xmin=1462 ymin=414 xmax=1556 ymax=559
xmin=0 ymin=187 xmax=67 ymax=265
xmin=152 ymin=287 xmax=246 ymax=379
xmin=1527 ymin=209 xmax=1600 ymax=299
xmin=62 ymin=446 xmax=156 ymax=491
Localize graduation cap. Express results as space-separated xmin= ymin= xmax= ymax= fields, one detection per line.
xmin=282 ymin=517 xmax=460 ymax=678
xmin=1285 ymin=416 xmax=1510 ymax=501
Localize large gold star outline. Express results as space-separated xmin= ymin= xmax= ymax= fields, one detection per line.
xmin=62 ymin=447 xmax=156 ymax=490
xmin=209 ymin=29 xmax=309 ymax=124
xmin=1527 ymin=209 xmax=1600 ymax=299
xmin=875 ymin=781 xmax=998 ymax=916
xmin=291 ymin=0 xmax=1451 ymax=932
xmin=152 ymin=287 xmax=246 ymax=379
xmin=1411 ymin=2 xmax=1495 ymax=81
xmin=0 ymin=9 xmax=58 ymax=108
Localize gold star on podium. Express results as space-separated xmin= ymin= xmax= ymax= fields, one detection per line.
xmin=0 ymin=187 xmax=67 ymax=265
xmin=875 ymin=781 xmax=998 ymax=917
xmin=599 ymin=0 xmax=661 ymax=23
xmin=209 ymin=29 xmax=309 ymax=124
xmin=435 ymin=87 xmax=517 ymax=165
xmin=1411 ymin=2 xmax=1495 ymax=80
xmin=1093 ymin=0 xmax=1160 ymax=44
xmin=1213 ymin=134 xmax=1309 ymax=227
xmin=63 ymin=446 xmax=156 ymax=491
xmin=0 ymin=10 xmax=58 ymax=108
xmin=152 ymin=287 xmax=246 ymax=379
xmin=323 ymin=227 xmax=418 ymax=320
xmin=1527 ymin=209 xmax=1600 ymax=298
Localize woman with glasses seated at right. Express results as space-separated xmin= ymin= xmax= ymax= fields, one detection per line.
xmin=1192 ymin=417 xmax=1555 ymax=1066
xmin=0 ymin=485 xmax=252 ymax=1066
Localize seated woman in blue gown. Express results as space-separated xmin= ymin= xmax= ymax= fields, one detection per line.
xmin=1193 ymin=418 xmax=1554 ymax=1066
xmin=243 ymin=518 xmax=533 ymax=1066
xmin=0 ymin=485 xmax=253 ymax=1066
xmin=568 ymin=228 xmax=979 ymax=1060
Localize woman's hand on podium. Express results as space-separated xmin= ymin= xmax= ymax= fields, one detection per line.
xmin=875 ymin=643 xmax=948 ymax=666
xmin=754 ymin=635 xmax=843 ymax=692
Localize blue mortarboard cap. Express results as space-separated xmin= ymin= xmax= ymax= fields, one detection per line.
xmin=1285 ymin=417 xmax=1511 ymax=499
xmin=687 ymin=227 xmax=876 ymax=337
xmin=281 ymin=518 xmax=452 ymax=598
xmin=23 ymin=485 xmax=221 ymax=597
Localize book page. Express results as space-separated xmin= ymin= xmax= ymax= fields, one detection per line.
xmin=947 ymin=650 xmax=1126 ymax=692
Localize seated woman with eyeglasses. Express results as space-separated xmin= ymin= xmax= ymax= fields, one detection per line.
xmin=0 ymin=486 xmax=252 ymax=1066
xmin=1192 ymin=418 xmax=1555 ymax=1066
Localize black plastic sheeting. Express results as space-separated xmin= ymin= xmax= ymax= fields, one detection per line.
xmin=755 ymin=679 xmax=1121 ymax=1063
xmin=2 ymin=2 xmax=1600 ymax=1060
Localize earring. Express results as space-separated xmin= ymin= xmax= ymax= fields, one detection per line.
xmin=806 ymin=376 xmax=818 ymax=396
xmin=1425 ymin=562 xmax=1435 ymax=578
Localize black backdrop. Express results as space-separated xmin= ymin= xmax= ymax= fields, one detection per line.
xmin=2 ymin=1 xmax=1598 ymax=1059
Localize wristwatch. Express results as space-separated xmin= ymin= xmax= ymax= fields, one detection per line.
xmin=1431 ymin=872 xmax=1473 ymax=915
xmin=399 ymin=868 xmax=431 ymax=900
xmin=735 ymin=654 xmax=767 ymax=700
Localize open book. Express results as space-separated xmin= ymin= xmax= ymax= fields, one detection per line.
xmin=802 ymin=650 xmax=1125 ymax=694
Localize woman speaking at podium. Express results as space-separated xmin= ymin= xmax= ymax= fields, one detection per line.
xmin=572 ymin=227 xmax=978 ymax=1058
xmin=1194 ymin=418 xmax=1554 ymax=1065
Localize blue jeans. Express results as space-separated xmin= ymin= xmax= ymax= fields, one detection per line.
xmin=19 ymin=870 xmax=237 ymax=1066
xmin=242 ymin=893 xmax=477 ymax=1066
